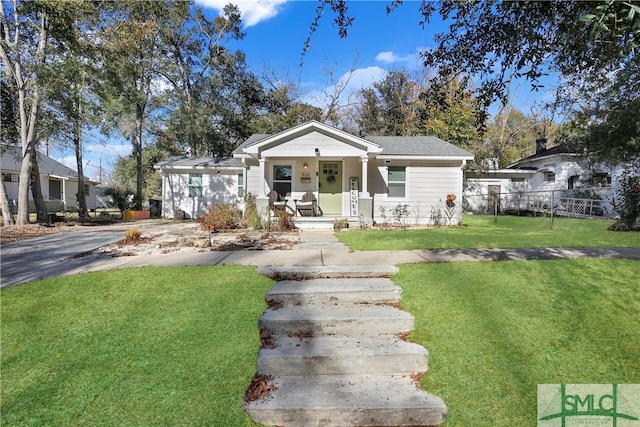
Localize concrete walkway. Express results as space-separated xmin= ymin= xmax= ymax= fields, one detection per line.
xmin=2 ymin=228 xmax=640 ymax=287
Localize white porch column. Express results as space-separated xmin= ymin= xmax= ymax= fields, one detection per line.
xmin=360 ymin=156 xmax=369 ymax=196
xmin=259 ymin=157 xmax=266 ymax=196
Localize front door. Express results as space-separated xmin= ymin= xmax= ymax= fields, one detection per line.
xmin=319 ymin=161 xmax=342 ymax=214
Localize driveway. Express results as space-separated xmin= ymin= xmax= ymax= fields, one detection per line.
xmin=1 ymin=230 xmax=123 ymax=288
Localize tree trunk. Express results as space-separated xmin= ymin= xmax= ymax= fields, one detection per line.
xmin=74 ymin=114 xmax=89 ymax=219
xmin=0 ymin=175 xmax=16 ymax=225
xmin=29 ymin=148 xmax=49 ymax=223
xmin=135 ymin=105 xmax=144 ymax=210
xmin=10 ymin=10 xmax=49 ymax=225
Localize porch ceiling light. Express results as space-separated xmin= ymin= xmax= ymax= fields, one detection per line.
xmin=303 ymin=163 xmax=308 ymax=169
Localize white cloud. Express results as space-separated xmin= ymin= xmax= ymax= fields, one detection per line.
xmin=302 ymin=66 xmax=387 ymax=109
xmin=195 ymin=0 xmax=287 ymax=27
xmin=56 ymin=155 xmax=78 ymax=171
xmin=375 ymin=49 xmax=425 ymax=70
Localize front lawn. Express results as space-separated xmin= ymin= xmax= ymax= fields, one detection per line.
xmin=337 ymin=215 xmax=640 ymax=250
xmin=394 ymin=259 xmax=640 ymax=426
xmin=3 ymin=261 xmax=638 ymax=426
xmin=0 ymin=266 xmax=272 ymax=426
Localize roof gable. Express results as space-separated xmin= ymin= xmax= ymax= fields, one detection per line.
xmin=234 ymin=121 xmax=382 ymax=157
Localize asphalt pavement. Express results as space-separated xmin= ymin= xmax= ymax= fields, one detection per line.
xmin=1 ymin=227 xmax=639 ymax=288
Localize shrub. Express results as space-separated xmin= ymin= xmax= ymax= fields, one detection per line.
xmin=197 ymin=203 xmax=242 ymax=231
xmin=333 ymin=218 xmax=349 ymax=230
xmin=124 ymin=228 xmax=142 ymax=242
xmin=271 ymin=210 xmax=295 ymax=231
xmin=242 ymin=194 xmax=266 ymax=230
xmin=103 ymin=186 xmax=136 ymax=217
xmin=610 ymin=162 xmax=640 ymax=228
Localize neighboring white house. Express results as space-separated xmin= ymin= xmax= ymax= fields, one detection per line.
xmin=1 ymin=144 xmax=98 ymax=213
xmin=465 ymin=140 xmax=615 ymax=215
xmin=155 ymin=121 xmax=474 ymax=225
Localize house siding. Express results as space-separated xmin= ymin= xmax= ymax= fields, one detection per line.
xmin=370 ymin=160 xmax=464 ymax=225
xmin=161 ymin=170 xmax=241 ymax=219
xmin=261 ymin=131 xmax=367 ymax=158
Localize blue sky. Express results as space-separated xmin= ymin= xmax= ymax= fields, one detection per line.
xmin=51 ymin=1 xmax=556 ymax=182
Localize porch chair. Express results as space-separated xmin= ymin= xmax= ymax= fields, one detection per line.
xmin=267 ymin=190 xmax=293 ymax=216
xmin=295 ymin=191 xmax=318 ymax=217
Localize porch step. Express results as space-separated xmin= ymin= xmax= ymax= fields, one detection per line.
xmin=244 ymin=374 xmax=447 ymax=427
xmin=259 ymin=303 xmax=414 ymax=336
xmin=266 ymin=278 xmax=402 ymax=305
xmin=293 ymin=216 xmax=361 ymax=230
xmin=258 ymin=335 xmax=428 ymax=376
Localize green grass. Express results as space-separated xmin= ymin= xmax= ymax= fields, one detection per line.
xmin=337 ymin=215 xmax=640 ymax=250
xmin=1 ymin=266 xmax=273 ymax=426
xmin=394 ymin=259 xmax=640 ymax=426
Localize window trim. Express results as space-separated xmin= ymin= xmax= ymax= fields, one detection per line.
xmin=188 ymin=173 xmax=203 ymax=197
xmin=272 ymin=164 xmax=293 ymax=198
xmin=387 ymin=165 xmax=407 ymax=198
xmin=238 ymin=173 xmax=244 ymax=198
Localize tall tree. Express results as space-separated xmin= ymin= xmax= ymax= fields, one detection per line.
xmin=42 ymin=2 xmax=100 ymax=219
xmin=96 ymin=0 xmax=172 ymax=210
xmin=307 ymin=0 xmax=640 ymax=161
xmin=357 ymin=70 xmax=418 ymax=136
xmin=1 ymin=0 xmax=76 ymax=224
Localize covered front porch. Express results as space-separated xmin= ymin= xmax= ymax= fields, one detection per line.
xmin=234 ymin=121 xmax=383 ymax=226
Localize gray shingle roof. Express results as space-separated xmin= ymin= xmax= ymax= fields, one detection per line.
xmin=1 ymin=144 xmax=94 ymax=181
xmin=234 ymin=133 xmax=473 ymax=158
xmin=366 ymin=136 xmax=473 ymax=157
xmin=233 ymin=134 xmax=270 ymax=155
xmin=155 ymin=156 xmax=243 ymax=169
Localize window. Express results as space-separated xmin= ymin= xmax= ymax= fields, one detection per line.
xmin=2 ymin=173 xmax=18 ymax=182
xmin=238 ymin=173 xmax=244 ymax=198
xmin=591 ymin=173 xmax=612 ymax=187
xmin=188 ymin=173 xmax=202 ymax=197
xmin=388 ymin=166 xmax=406 ymax=198
xmin=273 ymin=165 xmax=291 ymax=198
xmin=568 ymin=175 xmax=579 ymax=190
xmin=545 ymin=172 xmax=555 ymax=182
xmin=510 ymin=177 xmax=524 ymax=183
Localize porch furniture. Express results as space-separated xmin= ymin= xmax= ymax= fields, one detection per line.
xmin=295 ymin=191 xmax=319 ymax=217
xmin=268 ymin=190 xmax=293 ymax=216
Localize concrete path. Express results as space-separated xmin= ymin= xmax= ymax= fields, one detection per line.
xmin=245 ymin=266 xmax=447 ymax=427
xmin=2 ymin=228 xmax=640 ymax=287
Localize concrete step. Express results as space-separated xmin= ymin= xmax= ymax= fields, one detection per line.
xmin=266 ymin=278 xmax=402 ymax=305
xmin=258 ymin=335 xmax=428 ymax=376
xmin=260 ymin=303 xmax=413 ymax=336
xmin=257 ymin=265 xmax=399 ymax=280
xmin=245 ymin=374 xmax=447 ymax=427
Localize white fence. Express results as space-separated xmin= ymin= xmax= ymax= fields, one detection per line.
xmin=464 ymin=187 xmax=614 ymax=220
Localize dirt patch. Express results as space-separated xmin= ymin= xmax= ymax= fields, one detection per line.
xmin=87 ymin=222 xmax=300 ymax=257
xmin=2 ymin=219 xmax=300 ymax=256
xmin=0 ymin=223 xmax=70 ymax=244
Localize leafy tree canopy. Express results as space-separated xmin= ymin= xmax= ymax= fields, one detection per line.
xmin=309 ymin=0 xmax=640 ymax=162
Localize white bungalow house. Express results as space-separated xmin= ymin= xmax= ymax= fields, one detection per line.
xmin=1 ymin=144 xmax=98 ymax=213
xmin=155 ymin=121 xmax=474 ymax=226
xmin=465 ymin=139 xmax=615 ymax=216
